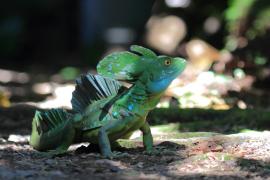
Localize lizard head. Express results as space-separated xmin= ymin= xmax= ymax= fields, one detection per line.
xmin=97 ymin=45 xmax=186 ymax=93
xmin=142 ymin=55 xmax=186 ymax=94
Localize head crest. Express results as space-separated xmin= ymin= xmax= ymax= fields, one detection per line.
xmin=97 ymin=45 xmax=157 ymax=82
xmin=130 ymin=45 xmax=157 ymax=58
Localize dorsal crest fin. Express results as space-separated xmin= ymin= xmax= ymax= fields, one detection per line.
xmin=71 ymin=73 xmax=123 ymax=113
xmin=33 ymin=109 xmax=70 ymax=134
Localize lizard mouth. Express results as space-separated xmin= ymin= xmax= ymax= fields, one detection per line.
xmin=173 ymin=58 xmax=187 ymax=76
xmin=170 ymin=59 xmax=187 ymax=78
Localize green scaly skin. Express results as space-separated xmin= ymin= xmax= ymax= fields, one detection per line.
xmin=30 ymin=45 xmax=186 ymax=158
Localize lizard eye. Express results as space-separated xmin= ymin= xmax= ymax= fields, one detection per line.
xmin=164 ymin=59 xmax=171 ymax=66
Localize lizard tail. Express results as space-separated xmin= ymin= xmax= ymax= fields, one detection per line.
xmin=30 ymin=109 xmax=75 ymax=151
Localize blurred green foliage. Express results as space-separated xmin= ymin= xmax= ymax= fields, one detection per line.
xmin=148 ymin=108 xmax=270 ymax=133
xmin=59 ymin=67 xmax=80 ymax=81
xmin=225 ymin=0 xmax=270 ymax=48
xmin=225 ymin=0 xmax=255 ymax=21
xmin=223 ymin=0 xmax=270 ymax=86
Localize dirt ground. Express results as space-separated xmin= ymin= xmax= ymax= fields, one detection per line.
xmin=1 ymin=105 xmax=270 ymax=180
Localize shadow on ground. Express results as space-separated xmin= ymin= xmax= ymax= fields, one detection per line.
xmin=1 ymin=105 xmax=270 ymax=179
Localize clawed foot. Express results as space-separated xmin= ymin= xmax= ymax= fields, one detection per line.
xmin=101 ymin=151 xmax=129 ymax=159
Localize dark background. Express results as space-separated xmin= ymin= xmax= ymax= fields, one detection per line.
xmin=0 ymin=0 xmax=269 ymax=107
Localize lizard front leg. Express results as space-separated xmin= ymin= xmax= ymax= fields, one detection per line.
xmin=140 ymin=121 xmax=153 ymax=153
xmin=98 ymin=120 xmax=125 ymax=158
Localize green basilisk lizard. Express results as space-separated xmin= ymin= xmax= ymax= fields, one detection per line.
xmin=30 ymin=45 xmax=186 ymax=158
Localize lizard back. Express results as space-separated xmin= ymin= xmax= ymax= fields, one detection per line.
xmin=71 ymin=73 xmax=124 ymax=114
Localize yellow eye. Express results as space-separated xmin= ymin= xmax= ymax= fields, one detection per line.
xmin=164 ymin=59 xmax=171 ymax=66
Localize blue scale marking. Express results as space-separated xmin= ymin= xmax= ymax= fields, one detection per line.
xmin=112 ymin=111 xmax=118 ymax=117
xmin=128 ymin=104 xmax=134 ymax=111
xmin=148 ymin=77 xmax=173 ymax=93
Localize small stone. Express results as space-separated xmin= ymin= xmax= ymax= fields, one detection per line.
xmin=110 ymin=166 xmax=120 ymax=173
xmin=136 ymin=162 xmax=144 ymax=168
xmin=45 ymin=159 xmax=56 ymax=165
xmin=8 ymin=135 xmax=29 ymax=143
xmin=0 ymin=138 xmax=7 ymax=143
xmin=49 ymin=170 xmax=67 ymax=178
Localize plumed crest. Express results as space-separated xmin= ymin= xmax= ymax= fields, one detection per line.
xmin=97 ymin=51 xmax=143 ymax=82
xmin=130 ymin=45 xmax=157 ymax=58
xmin=97 ymin=45 xmax=157 ymax=82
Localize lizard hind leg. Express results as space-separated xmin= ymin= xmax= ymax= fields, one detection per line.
xmin=30 ymin=109 xmax=75 ymax=155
